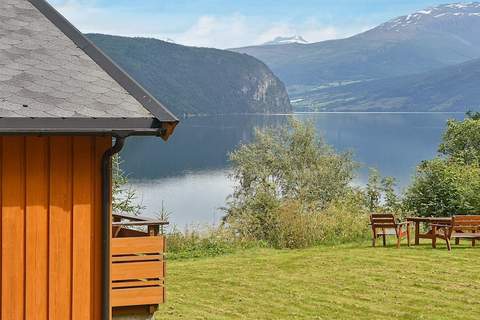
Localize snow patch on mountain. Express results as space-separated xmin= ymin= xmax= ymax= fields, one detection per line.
xmin=263 ymin=35 xmax=309 ymax=46
xmin=378 ymin=2 xmax=480 ymax=32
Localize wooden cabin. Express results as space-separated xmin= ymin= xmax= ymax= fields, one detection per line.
xmin=0 ymin=0 xmax=178 ymax=319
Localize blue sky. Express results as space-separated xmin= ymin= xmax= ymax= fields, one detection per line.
xmin=49 ymin=1 xmax=460 ymax=48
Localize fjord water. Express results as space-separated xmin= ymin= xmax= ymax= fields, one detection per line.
xmin=121 ymin=113 xmax=464 ymax=226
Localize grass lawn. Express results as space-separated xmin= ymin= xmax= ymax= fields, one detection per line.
xmin=156 ymin=241 xmax=480 ymax=320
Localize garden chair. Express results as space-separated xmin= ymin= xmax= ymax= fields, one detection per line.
xmin=370 ymin=213 xmax=411 ymax=248
xmin=430 ymin=215 xmax=480 ymax=251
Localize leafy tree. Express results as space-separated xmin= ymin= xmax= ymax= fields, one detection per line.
xmin=466 ymin=111 xmax=480 ymax=120
xmin=365 ymin=169 xmax=401 ymax=213
xmin=365 ymin=169 xmax=382 ymax=212
xmin=406 ymin=114 xmax=480 ymax=217
xmin=404 ymin=159 xmax=480 ymax=217
xmin=226 ymin=119 xmax=357 ymax=241
xmin=438 ymin=116 xmax=480 ymax=165
xmin=382 ymin=176 xmax=401 ymax=214
xmin=228 ymin=119 xmax=356 ymax=211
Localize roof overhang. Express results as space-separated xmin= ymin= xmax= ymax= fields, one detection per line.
xmin=8 ymin=0 xmax=180 ymax=140
xmin=0 ymin=117 xmax=178 ymax=140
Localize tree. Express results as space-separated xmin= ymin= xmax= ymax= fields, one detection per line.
xmin=438 ymin=116 xmax=480 ymax=165
xmin=365 ymin=169 xmax=401 ymax=213
xmin=404 ymin=159 xmax=480 ymax=217
xmin=228 ymin=119 xmax=356 ymax=214
xmin=112 ymin=155 xmax=145 ymax=215
xmin=365 ymin=169 xmax=382 ymax=212
xmin=225 ymin=119 xmax=357 ymax=242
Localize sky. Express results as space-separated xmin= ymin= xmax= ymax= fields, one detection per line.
xmin=49 ymin=0 xmax=460 ymax=48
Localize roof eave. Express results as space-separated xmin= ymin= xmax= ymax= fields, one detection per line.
xmin=0 ymin=117 xmax=178 ymax=140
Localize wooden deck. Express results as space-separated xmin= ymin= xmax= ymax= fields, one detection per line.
xmin=111 ymin=213 xmax=169 ymax=315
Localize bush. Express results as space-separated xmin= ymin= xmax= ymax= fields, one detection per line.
xmin=227 ymin=190 xmax=369 ymax=249
xmin=226 ymin=119 xmax=360 ymax=247
xmin=364 ymin=168 xmax=402 ymax=215
xmin=438 ymin=117 xmax=480 ymax=165
xmin=403 ymin=159 xmax=480 ymax=217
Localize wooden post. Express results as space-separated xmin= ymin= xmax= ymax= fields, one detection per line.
xmin=415 ymin=222 xmax=420 ymax=245
xmin=382 ymin=228 xmax=386 ymax=247
xmin=406 ymin=224 xmax=411 ymax=247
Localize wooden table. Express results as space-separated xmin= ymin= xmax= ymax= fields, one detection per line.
xmin=407 ymin=217 xmax=452 ymax=245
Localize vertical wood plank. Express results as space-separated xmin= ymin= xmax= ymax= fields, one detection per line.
xmin=0 ymin=137 xmax=3 ymax=318
xmin=1 ymin=137 xmax=25 ymax=320
xmin=93 ymin=137 xmax=112 ymax=320
xmin=49 ymin=137 xmax=73 ymax=320
xmin=25 ymin=137 xmax=49 ymax=320
xmin=72 ymin=137 xmax=94 ymax=320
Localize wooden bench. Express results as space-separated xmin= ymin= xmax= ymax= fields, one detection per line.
xmin=370 ymin=213 xmax=411 ymax=248
xmin=431 ymin=215 xmax=480 ymax=251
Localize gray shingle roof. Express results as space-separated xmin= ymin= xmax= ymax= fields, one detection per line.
xmin=0 ymin=0 xmax=178 ymax=138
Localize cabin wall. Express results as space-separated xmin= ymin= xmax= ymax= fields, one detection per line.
xmin=0 ymin=136 xmax=111 ymax=320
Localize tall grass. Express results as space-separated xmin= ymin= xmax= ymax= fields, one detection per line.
xmin=228 ymin=191 xmax=370 ymax=249
xmin=165 ymin=191 xmax=370 ymax=259
xmin=166 ymin=225 xmax=256 ymax=260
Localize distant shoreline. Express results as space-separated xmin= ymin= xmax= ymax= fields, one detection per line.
xmin=181 ymin=111 xmax=466 ymax=118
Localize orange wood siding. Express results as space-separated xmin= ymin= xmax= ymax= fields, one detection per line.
xmin=0 ymin=136 xmax=111 ymax=320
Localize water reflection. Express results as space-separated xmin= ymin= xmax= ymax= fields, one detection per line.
xmin=122 ymin=113 xmax=464 ymax=225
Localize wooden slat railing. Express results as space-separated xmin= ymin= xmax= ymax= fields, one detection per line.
xmin=111 ymin=213 xmax=169 ymax=311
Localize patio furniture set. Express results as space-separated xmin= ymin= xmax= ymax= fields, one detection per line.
xmin=370 ymin=213 xmax=480 ymax=251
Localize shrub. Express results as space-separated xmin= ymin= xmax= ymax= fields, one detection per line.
xmin=166 ymin=225 xmax=253 ymax=260
xmin=438 ymin=116 xmax=480 ymax=165
xmin=403 ymin=159 xmax=480 ymax=217
xmin=226 ymin=119 xmax=358 ymax=247
xmin=227 ymin=190 xmax=369 ymax=249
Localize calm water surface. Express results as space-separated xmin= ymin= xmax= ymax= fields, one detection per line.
xmin=121 ymin=113 xmax=464 ymax=226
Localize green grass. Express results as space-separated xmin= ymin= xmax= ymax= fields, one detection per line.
xmin=156 ymin=241 xmax=480 ymax=320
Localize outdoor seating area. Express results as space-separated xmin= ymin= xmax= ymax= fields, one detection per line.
xmin=370 ymin=213 xmax=411 ymax=248
xmin=111 ymin=213 xmax=169 ymax=317
xmin=371 ymin=214 xmax=480 ymax=251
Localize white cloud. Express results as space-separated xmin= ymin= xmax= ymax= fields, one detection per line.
xmin=51 ymin=1 xmax=371 ymax=49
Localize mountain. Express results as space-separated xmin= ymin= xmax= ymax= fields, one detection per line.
xmin=232 ymin=2 xmax=480 ymax=88
xmin=86 ymin=34 xmax=291 ymax=116
xmin=295 ymin=58 xmax=480 ymax=112
xmin=263 ymin=35 xmax=309 ymax=46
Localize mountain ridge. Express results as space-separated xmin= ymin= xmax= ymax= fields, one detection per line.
xmin=87 ymin=34 xmax=292 ymax=116
xmin=293 ymin=57 xmax=480 ymax=112
xmin=232 ymin=2 xmax=480 ymax=86
xmin=232 ymin=2 xmax=480 ymax=112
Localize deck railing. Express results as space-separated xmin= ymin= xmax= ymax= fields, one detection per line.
xmin=111 ymin=213 xmax=169 ymax=315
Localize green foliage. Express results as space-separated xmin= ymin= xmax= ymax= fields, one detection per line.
xmin=382 ymin=176 xmax=402 ymax=213
xmin=466 ymin=110 xmax=480 ymax=120
xmin=438 ymin=117 xmax=480 ymax=165
xmin=225 ymin=119 xmax=363 ymax=248
xmin=365 ymin=168 xmax=382 ymax=212
xmin=112 ymin=155 xmax=144 ymax=215
xmin=365 ymin=169 xmax=401 ymax=214
xmin=405 ymin=115 xmax=480 ymax=217
xmin=228 ymin=119 xmax=356 ymax=210
xmin=404 ymin=159 xmax=480 ymax=217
